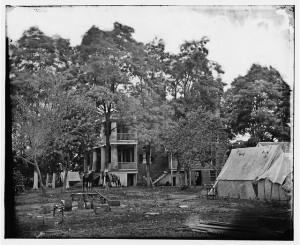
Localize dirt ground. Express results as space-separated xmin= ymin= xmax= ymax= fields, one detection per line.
xmin=10 ymin=186 xmax=293 ymax=239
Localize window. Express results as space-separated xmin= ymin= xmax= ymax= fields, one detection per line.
xmin=210 ymin=170 xmax=216 ymax=182
xmin=118 ymin=147 xmax=134 ymax=162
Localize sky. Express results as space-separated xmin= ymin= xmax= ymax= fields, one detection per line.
xmin=6 ymin=5 xmax=295 ymax=87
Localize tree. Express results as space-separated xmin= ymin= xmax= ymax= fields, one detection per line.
xmin=12 ymin=95 xmax=53 ymax=196
xmin=163 ymin=109 xmax=227 ymax=186
xmin=166 ymin=38 xmax=225 ymax=113
xmin=11 ymin=68 xmax=100 ymax=193
xmin=224 ymin=64 xmax=291 ymax=145
xmin=130 ymin=89 xmax=175 ymax=186
xmin=77 ymin=23 xmax=157 ymax=171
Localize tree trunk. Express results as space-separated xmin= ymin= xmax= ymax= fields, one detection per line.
xmin=145 ymin=145 xmax=151 ymax=187
xmin=63 ymin=168 xmax=69 ymax=190
xmin=189 ymin=168 xmax=192 ymax=187
xmin=46 ymin=173 xmax=49 ymax=187
xmin=63 ymin=155 xmax=70 ymax=190
xmin=52 ymin=173 xmax=56 ymax=189
xmin=105 ymin=116 xmax=111 ymax=170
xmin=84 ymin=153 xmax=88 ymax=172
xmin=184 ymin=170 xmax=188 ymax=186
xmin=33 ymin=169 xmax=38 ymax=189
xmin=176 ymin=156 xmax=181 ymax=187
xmin=34 ymin=162 xmax=46 ymax=196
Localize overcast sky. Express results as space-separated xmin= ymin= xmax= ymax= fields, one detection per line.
xmin=6 ymin=5 xmax=294 ymax=87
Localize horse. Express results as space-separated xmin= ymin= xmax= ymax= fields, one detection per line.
xmin=82 ymin=171 xmax=94 ymax=191
xmin=110 ymin=174 xmax=121 ymax=187
xmin=103 ymin=172 xmax=121 ymax=188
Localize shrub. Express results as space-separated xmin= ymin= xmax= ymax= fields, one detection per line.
xmin=13 ymin=169 xmax=25 ymax=194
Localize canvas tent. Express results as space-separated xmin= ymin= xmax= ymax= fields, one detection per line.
xmin=257 ymin=153 xmax=292 ymax=201
xmin=257 ymin=142 xmax=291 ymax=153
xmin=61 ymin=171 xmax=81 ymax=189
xmin=216 ymin=145 xmax=283 ymax=199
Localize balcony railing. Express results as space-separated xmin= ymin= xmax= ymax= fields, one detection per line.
xmin=118 ymin=162 xmax=137 ymax=170
xmin=117 ymin=133 xmax=137 ymax=141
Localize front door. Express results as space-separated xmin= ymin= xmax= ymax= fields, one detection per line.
xmin=195 ymin=171 xmax=202 ymax=186
xmin=127 ymin=174 xmax=135 ymax=186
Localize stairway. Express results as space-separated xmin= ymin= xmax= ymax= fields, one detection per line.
xmin=152 ymin=171 xmax=168 ymax=186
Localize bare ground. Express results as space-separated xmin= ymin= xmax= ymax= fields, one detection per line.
xmin=10 ymin=186 xmax=293 ymax=239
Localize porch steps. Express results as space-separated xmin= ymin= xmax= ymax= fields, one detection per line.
xmin=152 ymin=171 xmax=168 ymax=185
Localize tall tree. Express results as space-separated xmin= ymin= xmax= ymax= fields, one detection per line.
xmin=224 ymin=64 xmax=291 ymax=145
xmin=163 ymin=109 xmax=227 ymax=186
xmin=78 ymin=23 xmax=156 ymax=170
xmin=166 ymin=38 xmax=225 ymax=114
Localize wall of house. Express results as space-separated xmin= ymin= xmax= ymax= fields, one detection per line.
xmin=137 ymin=148 xmax=169 ymax=185
xmin=155 ymin=169 xmax=217 ymax=186
xmin=156 ymin=171 xmax=185 ymax=186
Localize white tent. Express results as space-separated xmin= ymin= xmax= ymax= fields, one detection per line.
xmin=257 ymin=142 xmax=291 ymax=153
xmin=257 ymin=153 xmax=292 ymax=201
xmin=216 ymin=145 xmax=282 ymax=199
xmin=61 ymin=171 xmax=81 ymax=189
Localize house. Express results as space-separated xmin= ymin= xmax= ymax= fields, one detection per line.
xmin=137 ymin=143 xmax=228 ymax=187
xmin=86 ymin=121 xmax=138 ymax=187
xmin=215 ymin=145 xmax=284 ymax=199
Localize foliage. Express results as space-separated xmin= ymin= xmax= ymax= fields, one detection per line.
xmin=77 ymin=23 xmax=159 ymax=168
xmin=165 ymin=38 xmax=225 ymax=114
xmin=163 ymin=109 xmax=227 ymax=170
xmin=13 ymin=169 xmax=25 ymax=194
xmin=9 ymin=23 xmax=292 ymax=192
xmin=224 ymin=64 xmax=291 ymax=145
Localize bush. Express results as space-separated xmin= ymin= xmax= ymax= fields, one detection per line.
xmin=13 ymin=169 xmax=25 ymax=194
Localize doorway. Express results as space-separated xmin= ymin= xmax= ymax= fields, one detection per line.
xmin=127 ymin=174 xmax=135 ymax=186
xmin=195 ymin=171 xmax=202 ymax=186
xmin=172 ymin=176 xmax=176 ymax=186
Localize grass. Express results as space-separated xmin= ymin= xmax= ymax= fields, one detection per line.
xmin=9 ymin=186 xmax=293 ymax=239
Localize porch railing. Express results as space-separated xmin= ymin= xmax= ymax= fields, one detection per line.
xmin=117 ymin=133 xmax=137 ymax=141
xmin=118 ymin=162 xmax=137 ymax=170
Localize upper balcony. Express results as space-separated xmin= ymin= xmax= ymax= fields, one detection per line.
xmin=100 ymin=122 xmax=138 ymax=145
xmin=118 ymin=162 xmax=137 ymax=170
xmin=117 ymin=133 xmax=137 ymax=141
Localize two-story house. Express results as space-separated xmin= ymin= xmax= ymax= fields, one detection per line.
xmin=86 ymin=121 xmax=138 ymax=186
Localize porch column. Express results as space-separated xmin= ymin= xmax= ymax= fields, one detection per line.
xmin=101 ymin=147 xmax=105 ymax=171
xmin=92 ymin=149 xmax=97 ymax=171
xmin=134 ymin=145 xmax=138 ymax=169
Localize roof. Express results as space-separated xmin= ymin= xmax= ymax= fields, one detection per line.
xmin=217 ymin=145 xmax=282 ymax=181
xmin=257 ymin=153 xmax=293 ymax=185
xmin=257 ymin=142 xmax=291 ymax=153
xmin=68 ymin=171 xmax=81 ymax=182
